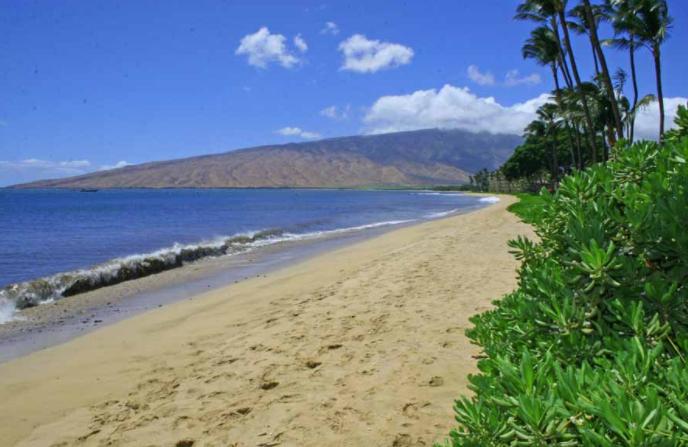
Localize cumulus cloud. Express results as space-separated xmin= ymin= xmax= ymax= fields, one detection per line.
xmin=635 ymin=97 xmax=688 ymax=140
xmin=504 ymin=69 xmax=542 ymax=86
xmin=321 ymin=21 xmax=340 ymax=35
xmin=276 ymin=127 xmax=321 ymax=139
xmin=363 ymin=84 xmax=551 ymax=135
xmin=363 ymin=84 xmax=687 ymax=139
xmin=235 ymin=27 xmax=300 ymax=68
xmin=320 ymin=105 xmax=350 ymax=120
xmin=467 ymin=65 xmax=495 ymax=86
xmin=338 ymin=34 xmax=413 ymax=73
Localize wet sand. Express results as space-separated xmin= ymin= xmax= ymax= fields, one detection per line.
xmin=0 ymin=196 xmax=533 ymax=446
xmin=0 ymin=225 xmax=409 ymax=363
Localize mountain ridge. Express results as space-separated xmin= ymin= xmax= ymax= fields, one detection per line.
xmin=10 ymin=128 xmax=521 ymax=189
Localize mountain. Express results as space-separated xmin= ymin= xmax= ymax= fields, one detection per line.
xmin=11 ymin=129 xmax=521 ymax=189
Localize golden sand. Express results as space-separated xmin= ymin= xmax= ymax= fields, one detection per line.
xmin=0 ymin=196 xmax=533 ymax=446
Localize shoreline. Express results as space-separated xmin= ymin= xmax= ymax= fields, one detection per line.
xmin=0 ymin=196 xmax=532 ymax=446
xmin=0 ymin=217 xmax=442 ymax=363
xmin=0 ymin=189 xmax=488 ymax=316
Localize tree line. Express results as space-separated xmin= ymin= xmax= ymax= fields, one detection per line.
xmin=500 ymin=0 xmax=675 ymax=186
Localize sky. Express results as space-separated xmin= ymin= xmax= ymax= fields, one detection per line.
xmin=1 ymin=0 xmax=686 ymax=185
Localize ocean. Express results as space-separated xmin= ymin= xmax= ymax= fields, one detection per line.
xmin=0 ymin=188 xmax=493 ymax=322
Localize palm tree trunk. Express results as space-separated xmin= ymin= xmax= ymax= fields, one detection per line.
xmin=629 ymin=37 xmax=639 ymax=142
xmin=582 ymin=0 xmax=624 ymax=142
xmin=653 ymin=44 xmax=665 ymax=138
xmin=591 ymin=41 xmax=600 ymax=77
xmin=573 ymin=125 xmax=583 ymax=169
xmin=552 ymin=63 xmax=577 ymax=169
xmin=557 ymin=9 xmax=598 ymax=163
xmin=558 ymin=60 xmax=572 ymax=89
xmin=551 ymin=141 xmax=558 ymax=186
xmin=551 ymin=17 xmax=574 ymax=89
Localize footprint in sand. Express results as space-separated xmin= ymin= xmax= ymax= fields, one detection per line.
xmin=305 ymin=360 xmax=322 ymax=369
xmin=428 ymin=376 xmax=444 ymax=387
xmin=392 ymin=433 xmax=412 ymax=447
xmin=260 ymin=381 xmax=279 ymax=390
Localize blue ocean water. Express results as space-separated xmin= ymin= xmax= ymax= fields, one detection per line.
xmin=0 ymin=189 xmax=489 ymax=314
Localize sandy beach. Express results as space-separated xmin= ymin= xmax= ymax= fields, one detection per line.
xmin=0 ymin=196 xmax=532 ymax=447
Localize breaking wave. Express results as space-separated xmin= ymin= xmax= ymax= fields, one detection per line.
xmin=424 ymin=208 xmax=460 ymax=218
xmin=479 ymin=196 xmax=500 ymax=203
xmin=0 ymin=219 xmax=415 ymax=318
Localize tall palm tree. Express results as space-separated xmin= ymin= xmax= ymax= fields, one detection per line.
xmin=567 ymin=4 xmax=601 ymax=76
xmin=634 ymin=0 xmax=672 ymax=138
xmin=606 ymin=0 xmax=643 ymax=142
xmin=522 ymin=26 xmax=562 ymax=91
xmin=579 ymin=0 xmax=625 ymax=142
xmin=522 ymin=27 xmax=580 ymax=169
xmin=516 ymin=0 xmax=599 ymax=162
xmin=516 ymin=2 xmax=573 ymax=87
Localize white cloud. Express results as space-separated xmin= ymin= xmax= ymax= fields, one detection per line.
xmin=99 ymin=160 xmax=130 ymax=171
xmin=504 ymin=69 xmax=542 ymax=86
xmin=321 ymin=21 xmax=340 ymax=35
xmin=338 ymin=34 xmax=413 ymax=73
xmin=320 ymin=105 xmax=350 ymax=120
xmin=363 ymin=84 xmax=687 ymax=139
xmin=363 ymin=84 xmax=551 ymax=135
xmin=293 ymin=34 xmax=308 ymax=53
xmin=468 ymin=66 xmax=541 ymax=87
xmin=235 ymin=27 xmax=300 ymax=68
xmin=276 ymin=127 xmax=321 ymax=139
xmin=635 ymin=97 xmax=688 ymax=140
xmin=467 ymin=65 xmax=495 ymax=86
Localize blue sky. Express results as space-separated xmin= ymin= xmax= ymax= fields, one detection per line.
xmin=1 ymin=0 xmax=686 ymax=185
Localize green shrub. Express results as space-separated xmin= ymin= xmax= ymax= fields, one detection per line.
xmin=441 ymin=123 xmax=688 ymax=445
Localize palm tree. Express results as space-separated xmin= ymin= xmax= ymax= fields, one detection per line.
xmin=527 ymin=103 xmax=563 ymax=184
xmin=613 ymin=67 xmax=656 ymax=142
xmin=516 ymin=2 xmax=574 ymax=87
xmin=522 ymin=28 xmax=583 ymax=169
xmin=579 ymin=0 xmax=625 ymax=142
xmin=516 ymin=0 xmax=599 ymax=162
xmin=606 ymin=0 xmax=643 ymax=142
xmin=567 ymin=4 xmax=601 ymax=76
xmin=634 ymin=0 xmax=672 ymax=138
xmin=522 ymin=26 xmax=562 ymax=91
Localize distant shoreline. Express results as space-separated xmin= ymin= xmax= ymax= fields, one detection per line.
xmin=4 ymin=184 xmax=469 ymax=191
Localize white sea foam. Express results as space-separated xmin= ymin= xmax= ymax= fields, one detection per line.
xmin=0 ymin=298 xmax=17 ymax=324
xmin=425 ymin=208 xmax=460 ymax=219
xmin=274 ymin=219 xmax=416 ymax=243
xmin=414 ymin=192 xmax=460 ymax=196
xmin=0 ymin=219 xmax=418 ymax=322
xmin=479 ymin=196 xmax=500 ymax=203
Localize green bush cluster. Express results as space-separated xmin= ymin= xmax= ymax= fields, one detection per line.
xmin=443 ymin=109 xmax=688 ymax=446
